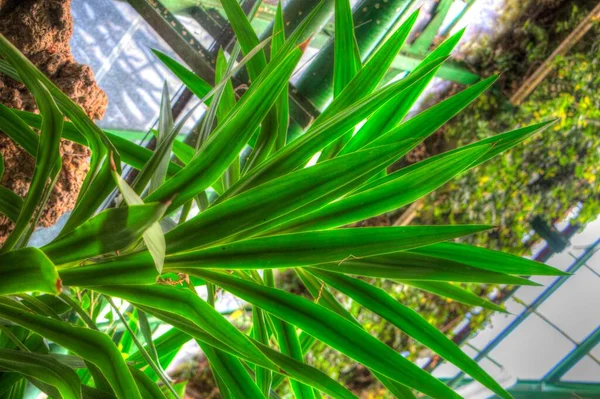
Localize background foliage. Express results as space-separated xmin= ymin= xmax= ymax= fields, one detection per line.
xmin=418 ymin=1 xmax=600 ymax=254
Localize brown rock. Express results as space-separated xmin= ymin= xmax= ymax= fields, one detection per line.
xmin=0 ymin=0 xmax=108 ymax=243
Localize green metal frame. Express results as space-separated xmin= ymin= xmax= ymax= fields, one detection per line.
xmin=437 ymin=378 xmax=600 ymax=398
xmin=506 ymin=380 xmax=600 ymax=398
xmin=543 ymin=326 xmax=600 ymax=383
xmin=447 ymin=239 xmax=600 ymax=389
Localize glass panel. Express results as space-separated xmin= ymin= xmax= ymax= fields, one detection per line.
xmin=466 ymin=298 xmax=525 ymax=350
xmin=537 ymin=267 xmax=600 ymax=342
xmin=488 ymin=313 xmax=574 ymax=380
xmin=569 ymin=215 xmax=600 ymax=248
xmin=71 ymin=0 xmax=190 ymax=135
xmin=545 ymin=249 xmax=578 ymax=272
xmin=432 ymin=361 xmax=460 ymax=379
xmin=511 ymin=275 xmax=558 ymax=306
xmin=587 ymin=250 xmax=600 ymax=274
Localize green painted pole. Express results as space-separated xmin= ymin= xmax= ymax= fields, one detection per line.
xmin=295 ymin=0 xmax=413 ymax=110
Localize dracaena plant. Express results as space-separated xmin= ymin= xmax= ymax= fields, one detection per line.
xmin=0 ymin=1 xmax=563 ymax=398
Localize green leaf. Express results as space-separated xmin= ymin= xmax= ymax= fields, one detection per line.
xmin=129 ymin=366 xmax=169 ymax=399
xmin=150 ymin=83 xmax=175 ymax=193
xmin=130 ymin=103 xmax=199 ymax=198
xmin=309 ymin=270 xmax=512 ymax=399
xmin=215 ymin=48 xmax=238 ymax=128
xmin=451 ymin=120 xmax=557 ymax=169
xmin=10 ymin=109 xmax=184 ymax=177
xmin=0 ymin=248 xmax=60 ymax=295
xmin=398 ymin=280 xmax=507 ymax=313
xmin=0 ymin=103 xmax=38 ymax=156
xmin=252 ymin=307 xmax=272 ymax=397
xmin=342 ymin=29 xmax=467 ymax=154
xmin=332 ymin=0 xmax=361 ymax=98
xmin=272 ymin=1 xmax=289 ymax=152
xmin=112 ymin=163 xmax=167 ymax=273
xmin=106 ymin=297 xmax=178 ymax=398
xmin=0 ymin=54 xmax=62 ymax=251
xmin=97 ymin=285 xmax=358 ymax=399
xmin=201 ymin=343 xmax=267 ymax=399
xmin=0 ymin=349 xmax=81 ymax=399
xmin=171 ymin=140 xmax=194 ymax=165
xmin=0 ymin=186 xmax=23 ymax=223
xmin=166 ymin=225 xmax=491 ymax=270
xmin=359 ymin=120 xmax=556 ymax=193
xmin=270 ymin=315 xmax=316 ymax=399
xmin=267 ymin=143 xmax=492 ymax=234
xmin=0 ymin=301 xmax=141 ymax=399
xmin=318 ymin=0 xmax=362 ymax=160
xmin=146 ymin=48 xmax=302 ymax=211
xmin=165 ymin=142 xmax=421 ymax=253
xmin=138 ymin=310 xmax=160 ymax=365
xmin=154 ymin=36 xmax=271 ymax=111
xmin=218 ymin=54 xmax=446 ymax=201
xmin=361 ymin=75 xmax=499 ymax=152
xmin=215 ymin=47 xmax=239 ymax=191
xmin=411 ymin=241 xmax=567 ymax=276
xmin=220 ymin=0 xmax=267 ymax=81
xmin=187 ymin=270 xmax=461 ymax=399
xmin=297 ymin=269 xmax=417 ymax=399
xmin=153 ymin=50 xmax=212 ymax=100
xmin=308 ymin=252 xmax=540 ymax=285
xmin=58 ymin=251 xmax=159 ymax=287
xmin=296 ymin=269 xmax=355 ymax=322
xmin=127 ymin=327 xmax=190 ymax=369
xmin=42 ymin=203 xmax=167 ymax=265
xmin=317 ymin=9 xmax=420 ymax=128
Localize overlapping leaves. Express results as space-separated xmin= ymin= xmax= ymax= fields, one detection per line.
xmin=0 ymin=2 xmax=562 ymax=398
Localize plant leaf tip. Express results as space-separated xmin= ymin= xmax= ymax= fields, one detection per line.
xmin=109 ymin=152 xmax=117 ymax=172
xmin=161 ymin=195 xmax=176 ymax=208
xmin=56 ymin=278 xmax=63 ymax=294
xmin=299 ymin=36 xmax=313 ymax=53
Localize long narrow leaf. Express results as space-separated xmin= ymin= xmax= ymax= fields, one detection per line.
xmin=112 ymin=162 xmax=167 ymax=273
xmin=0 ymin=349 xmax=81 ymax=399
xmin=166 ymin=142 xmax=421 ymax=252
xmin=42 ymin=203 xmax=167 ymax=265
xmin=398 ymin=280 xmax=507 ymax=313
xmin=310 ymin=270 xmax=513 ymax=399
xmin=165 ymin=225 xmax=491 ymax=270
xmin=96 ymin=285 xmax=358 ymax=399
xmin=0 ymin=248 xmax=60 ymax=295
xmin=188 ymin=270 xmax=461 ymax=399
xmin=266 ymin=143 xmax=491 ymax=234
xmin=308 ymin=253 xmax=539 ymax=285
xmin=0 ymin=301 xmax=141 ymax=398
xmin=0 ymin=186 xmax=23 ymax=223
xmin=217 ymin=55 xmax=446 ymax=201
xmin=342 ymin=29 xmax=467 ymax=154
xmin=146 ymin=48 xmax=302 ymax=211
xmin=411 ymin=241 xmax=567 ymax=276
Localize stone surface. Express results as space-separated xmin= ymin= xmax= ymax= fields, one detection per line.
xmin=0 ymin=0 xmax=107 ymax=242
